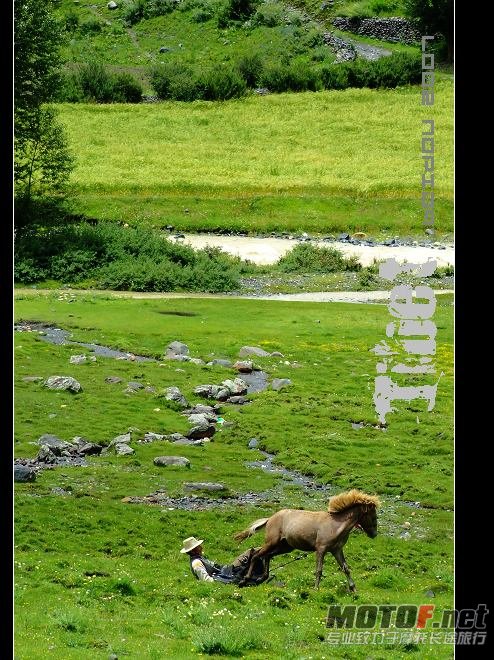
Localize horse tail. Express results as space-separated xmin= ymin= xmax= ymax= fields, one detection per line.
xmin=233 ymin=517 xmax=269 ymax=542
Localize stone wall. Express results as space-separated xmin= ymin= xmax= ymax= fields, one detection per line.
xmin=332 ymin=16 xmax=421 ymax=45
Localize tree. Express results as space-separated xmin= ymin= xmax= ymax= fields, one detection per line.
xmin=404 ymin=0 xmax=454 ymax=62
xmin=14 ymin=0 xmax=74 ymax=230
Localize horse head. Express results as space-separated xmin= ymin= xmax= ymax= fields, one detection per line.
xmin=356 ymin=503 xmax=378 ymax=538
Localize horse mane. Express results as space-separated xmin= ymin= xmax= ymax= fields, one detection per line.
xmin=328 ymin=489 xmax=380 ymax=514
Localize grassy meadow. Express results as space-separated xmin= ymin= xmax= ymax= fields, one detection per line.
xmin=14 ymin=291 xmax=453 ymax=658
xmin=58 ymin=76 xmax=453 ymax=236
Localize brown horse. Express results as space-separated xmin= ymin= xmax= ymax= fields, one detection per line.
xmin=233 ymin=489 xmax=380 ymax=591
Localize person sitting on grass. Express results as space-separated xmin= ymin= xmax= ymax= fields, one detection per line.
xmin=180 ymin=536 xmax=268 ymax=586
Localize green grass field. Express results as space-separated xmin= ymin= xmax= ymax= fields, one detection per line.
xmin=15 ymin=291 xmax=453 ymax=658
xmin=58 ymin=75 xmax=453 ymax=236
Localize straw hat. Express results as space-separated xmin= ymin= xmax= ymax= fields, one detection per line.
xmin=180 ymin=536 xmax=204 ymax=554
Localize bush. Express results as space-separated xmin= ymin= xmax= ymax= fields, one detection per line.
xmin=79 ymin=18 xmax=103 ymax=34
xmin=199 ymin=67 xmax=247 ymax=100
xmin=112 ymin=73 xmax=143 ymax=103
xmin=321 ymin=53 xmax=421 ymax=91
xmin=14 ymin=221 xmax=247 ymax=292
xmin=60 ymin=63 xmax=143 ymax=103
xmin=251 ymin=3 xmax=284 ymax=27
xmin=277 ymin=244 xmax=361 ymax=273
xmin=260 ymin=61 xmax=321 ymax=93
xmin=64 ymin=11 xmax=79 ymax=32
xmin=320 ymin=63 xmax=351 ymax=89
xmin=190 ymin=7 xmax=214 ymax=22
xmin=236 ymin=52 xmax=264 ymax=87
xmin=150 ymin=63 xmax=202 ymax=101
xmin=122 ymin=0 xmax=147 ymax=25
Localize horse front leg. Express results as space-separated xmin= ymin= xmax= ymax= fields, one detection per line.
xmin=332 ymin=547 xmax=356 ymax=593
xmin=314 ymin=549 xmax=327 ymax=589
xmin=239 ymin=544 xmax=271 ymax=584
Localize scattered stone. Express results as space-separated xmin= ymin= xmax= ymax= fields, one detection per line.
xmin=222 ymin=378 xmax=248 ymax=396
xmin=14 ymin=465 xmax=36 ymax=482
xmin=187 ymin=413 xmax=216 ymax=426
xmin=126 ymin=382 xmax=144 ymax=393
xmin=338 ymin=233 xmax=350 ymax=241
xmin=69 ymin=354 xmax=87 ymax=364
xmin=238 ymin=346 xmax=271 ymax=358
xmin=159 ymin=46 xmax=170 ymax=53
xmin=36 ymin=434 xmax=74 ymax=453
xmin=165 ymin=341 xmax=189 ymax=358
xmin=227 ymin=395 xmax=248 ymax=405
xmin=44 ymin=376 xmax=82 ymax=393
xmin=172 ymin=437 xmax=205 ymax=446
xmin=183 ymin=482 xmax=227 ymax=492
xmin=351 ymin=422 xmax=364 ymax=430
xmin=425 ymin=228 xmax=434 ymax=235
xmin=186 ymin=404 xmax=218 ymax=415
xmin=112 ymin=432 xmax=132 ymax=445
xmin=352 ymin=232 xmax=367 ymax=239
xmin=209 ymin=359 xmax=232 ymax=367
xmin=271 ymin=378 xmax=292 ymax=391
xmin=270 ymin=351 xmax=284 ymax=358
xmin=77 ymin=442 xmax=103 ymax=455
xmin=186 ymin=424 xmax=216 ymax=440
xmin=233 ymin=360 xmax=253 ymax=373
xmin=402 ymin=521 xmax=411 ymax=529
xmin=425 ymin=590 xmax=435 ymax=598
xmin=399 ymin=531 xmax=411 ymax=539
xmin=165 ymin=386 xmax=188 ymax=407
xmin=22 ymin=376 xmax=44 ymax=383
xmin=154 ymin=456 xmax=190 ymax=467
xmin=107 ymin=1 xmax=118 ymax=8
xmin=194 ymin=384 xmax=222 ymax=399
xmin=51 ymin=487 xmax=70 ymax=496
xmin=248 ymin=438 xmax=259 ymax=449
xmin=115 ymin=443 xmax=134 ymax=456
xmin=142 ymin=432 xmax=165 ymax=442
xmin=105 ymin=376 xmax=123 ymax=384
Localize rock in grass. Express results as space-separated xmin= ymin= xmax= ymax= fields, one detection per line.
xmin=153 ymin=456 xmax=190 ymax=467
xmin=107 ymin=1 xmax=118 ymax=9
xmin=115 ymin=443 xmax=134 ymax=456
xmin=69 ymin=354 xmax=87 ymax=364
xmin=36 ymin=434 xmax=75 ymax=454
xmin=14 ymin=464 xmax=37 ymax=482
xmin=44 ymin=376 xmax=82 ymax=393
xmin=238 ymin=346 xmax=271 ymax=358
xmin=209 ymin=359 xmax=232 ymax=367
xmin=125 ymin=381 xmax=143 ymax=393
xmin=233 ymin=360 xmax=253 ymax=373
xmin=271 ymin=378 xmax=292 ymax=391
xmin=22 ymin=376 xmax=44 ymax=383
xmin=183 ymin=482 xmax=227 ymax=492
xmin=248 ymin=438 xmax=259 ymax=449
xmin=165 ymin=341 xmax=189 ymax=359
xmin=105 ymin=376 xmax=123 ymax=384
xmin=221 ymin=378 xmax=248 ymax=396
xmin=165 ymin=386 xmax=188 ymax=408
xmin=186 ymin=424 xmax=215 ymax=440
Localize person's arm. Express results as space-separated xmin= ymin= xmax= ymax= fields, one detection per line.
xmin=191 ymin=558 xmax=214 ymax=582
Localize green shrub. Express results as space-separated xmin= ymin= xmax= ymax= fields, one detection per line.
xmin=75 ymin=61 xmax=116 ymax=102
xmin=251 ymin=3 xmax=284 ymax=27
xmin=64 ymin=11 xmax=79 ymax=32
xmin=112 ymin=72 xmax=143 ymax=102
xmin=236 ymin=52 xmax=264 ymax=87
xmin=122 ymin=0 xmax=148 ymax=24
xmin=15 ymin=221 xmax=246 ymax=292
xmin=199 ymin=67 xmax=247 ymax=100
xmin=320 ymin=63 xmax=351 ymax=89
xmin=79 ymin=18 xmax=103 ymax=34
xmin=277 ymin=243 xmax=361 ymax=273
xmin=260 ymin=62 xmax=321 ymax=93
xmin=369 ymin=0 xmax=401 ymax=14
xmin=150 ymin=62 xmax=202 ymax=100
xmin=190 ymin=7 xmax=214 ymax=21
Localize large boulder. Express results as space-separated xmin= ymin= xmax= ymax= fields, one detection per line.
xmin=238 ymin=346 xmax=271 ymax=358
xmin=14 ymin=465 xmax=37 ymax=482
xmin=221 ymin=378 xmax=248 ymax=396
xmin=153 ymin=456 xmax=190 ymax=467
xmin=233 ymin=360 xmax=253 ymax=373
xmin=165 ymin=341 xmax=189 ymax=359
xmin=165 ymin=386 xmax=188 ymax=408
xmin=186 ymin=424 xmax=216 ymax=440
xmin=44 ymin=376 xmax=82 ymax=393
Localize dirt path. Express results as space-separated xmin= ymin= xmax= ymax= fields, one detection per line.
xmin=16 ymin=289 xmax=453 ymax=303
xmin=169 ymin=234 xmax=454 ymax=268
